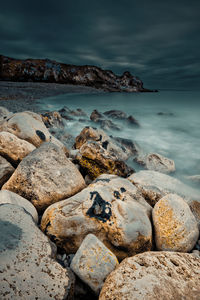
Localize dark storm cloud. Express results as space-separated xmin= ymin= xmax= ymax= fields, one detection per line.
xmin=0 ymin=0 xmax=200 ymax=88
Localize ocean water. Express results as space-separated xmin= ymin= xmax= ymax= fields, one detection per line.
xmin=39 ymin=90 xmax=200 ymax=186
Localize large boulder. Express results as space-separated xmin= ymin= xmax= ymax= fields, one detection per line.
xmin=99 ymin=251 xmax=200 ymax=300
xmin=0 ymin=190 xmax=38 ymax=223
xmin=2 ymin=142 xmax=85 ymax=211
xmin=128 ymin=170 xmax=200 ymax=227
xmin=0 ymin=131 xmax=36 ymax=165
xmin=41 ymin=174 xmax=152 ymax=260
xmin=135 ymin=153 xmax=175 ymax=174
xmin=0 ymin=204 xmax=74 ymax=300
xmin=0 ymin=155 xmax=14 ymax=187
xmin=153 ymin=194 xmax=199 ymax=252
xmin=76 ymin=141 xmax=134 ymax=180
xmin=70 ymin=234 xmax=119 ymax=294
xmin=0 ymin=111 xmax=68 ymax=154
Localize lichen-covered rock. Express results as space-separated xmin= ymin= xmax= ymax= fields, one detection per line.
xmin=0 ymin=204 xmax=74 ymax=300
xmin=76 ymin=141 xmax=134 ymax=179
xmin=128 ymin=170 xmax=200 ymax=228
xmin=99 ymin=251 xmax=200 ymax=300
xmin=2 ymin=142 xmax=85 ymax=211
xmin=41 ymin=111 xmax=64 ymax=129
xmin=0 ymin=190 xmax=38 ymax=223
xmin=0 ymin=131 xmax=35 ymax=165
xmin=0 ymin=155 xmax=14 ymax=187
xmin=135 ymin=153 xmax=175 ymax=174
xmin=70 ymin=234 xmax=119 ymax=294
xmin=0 ymin=111 xmax=68 ymax=155
xmin=153 ymin=194 xmax=199 ymax=252
xmin=41 ymin=174 xmax=152 ymax=260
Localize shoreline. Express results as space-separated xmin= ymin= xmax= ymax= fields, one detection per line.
xmin=0 ymin=81 xmax=102 ymax=113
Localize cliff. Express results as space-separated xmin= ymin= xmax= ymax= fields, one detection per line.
xmin=0 ymin=55 xmax=156 ymax=92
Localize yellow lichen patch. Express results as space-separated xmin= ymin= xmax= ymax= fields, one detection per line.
xmin=154 ymin=200 xmax=185 ymax=249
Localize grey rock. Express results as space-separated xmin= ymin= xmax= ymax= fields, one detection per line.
xmin=70 ymin=234 xmax=119 ymax=294
xmin=0 ymin=204 xmax=74 ymax=300
xmin=0 ymin=190 xmax=38 ymax=223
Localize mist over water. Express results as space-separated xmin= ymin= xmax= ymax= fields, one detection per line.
xmin=39 ymin=90 xmax=200 ymax=187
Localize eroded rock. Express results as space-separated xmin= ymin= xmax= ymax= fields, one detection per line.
xmin=0 ymin=131 xmax=35 ymax=165
xmin=99 ymin=251 xmax=200 ymax=300
xmin=0 ymin=155 xmax=14 ymax=187
xmin=41 ymin=174 xmax=152 ymax=260
xmin=153 ymin=194 xmax=199 ymax=252
xmin=2 ymin=142 xmax=85 ymax=211
xmin=0 ymin=204 xmax=74 ymax=300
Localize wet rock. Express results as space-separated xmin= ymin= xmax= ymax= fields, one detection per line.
xmin=185 ymin=175 xmax=200 ymax=185
xmin=0 ymin=190 xmax=38 ymax=223
xmin=157 ymin=111 xmax=174 ymax=116
xmin=0 ymin=111 xmax=68 ymax=155
xmin=41 ymin=174 xmax=152 ymax=260
xmin=0 ymin=155 xmax=14 ymax=187
xmin=113 ymin=136 xmax=139 ymax=157
xmin=90 ymin=110 xmax=104 ymax=122
xmin=90 ymin=110 xmax=120 ymax=131
xmin=70 ymin=234 xmax=119 ymax=294
xmin=128 ymin=171 xmax=200 ymax=228
xmin=76 ymin=141 xmax=134 ymax=180
xmin=0 ymin=204 xmax=74 ymax=300
xmin=0 ymin=106 xmax=12 ymax=121
xmin=59 ymin=106 xmax=87 ymax=120
xmin=1 ymin=55 xmax=155 ymax=92
xmin=2 ymin=142 xmax=85 ymax=211
xmin=135 ymin=152 xmax=175 ymax=174
xmin=99 ymin=251 xmax=200 ymax=300
xmin=75 ymin=127 xmax=135 ymax=161
xmin=0 ymin=131 xmax=35 ymax=165
xmin=41 ymin=111 xmax=64 ymax=128
xmin=127 ymin=115 xmax=140 ymax=127
xmin=103 ymin=110 xmax=127 ymax=120
xmin=153 ymin=194 xmax=199 ymax=252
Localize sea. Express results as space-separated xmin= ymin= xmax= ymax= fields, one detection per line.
xmin=38 ymin=89 xmax=200 ymax=188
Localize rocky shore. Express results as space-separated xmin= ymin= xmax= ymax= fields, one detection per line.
xmin=0 ymin=105 xmax=200 ymax=299
xmin=0 ymin=55 xmax=157 ymax=92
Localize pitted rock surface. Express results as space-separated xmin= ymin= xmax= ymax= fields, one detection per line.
xmin=41 ymin=174 xmax=152 ymax=260
xmin=2 ymin=142 xmax=85 ymax=211
xmin=99 ymin=251 xmax=200 ymax=300
xmin=153 ymin=194 xmax=199 ymax=252
xmin=0 ymin=155 xmax=14 ymax=187
xmin=0 ymin=204 xmax=74 ymax=300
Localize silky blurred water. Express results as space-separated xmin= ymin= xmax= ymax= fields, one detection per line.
xmin=39 ymin=90 xmax=200 ymax=184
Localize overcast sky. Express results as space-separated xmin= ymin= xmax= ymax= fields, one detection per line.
xmin=0 ymin=0 xmax=200 ymax=89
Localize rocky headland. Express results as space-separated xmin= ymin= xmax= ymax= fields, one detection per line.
xmin=0 ymin=105 xmax=199 ymax=299
xmin=0 ymin=54 xmax=157 ymax=92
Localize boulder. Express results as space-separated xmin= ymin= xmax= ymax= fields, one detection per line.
xmin=99 ymin=251 xmax=200 ymax=300
xmin=0 ymin=190 xmax=38 ymax=223
xmin=153 ymin=194 xmax=199 ymax=252
xmin=41 ymin=174 xmax=152 ymax=261
xmin=0 ymin=106 xmax=12 ymax=121
xmin=128 ymin=171 xmax=200 ymax=228
xmin=103 ymin=110 xmax=127 ymax=120
xmin=70 ymin=234 xmax=119 ymax=294
xmin=41 ymin=111 xmax=64 ymax=129
xmin=0 ymin=111 xmax=68 ymax=154
xmin=0 ymin=204 xmax=74 ymax=300
xmin=76 ymin=141 xmax=134 ymax=180
xmin=75 ymin=127 xmax=136 ymax=161
xmin=90 ymin=110 xmax=120 ymax=131
xmin=2 ymin=142 xmax=85 ymax=211
xmin=0 ymin=155 xmax=14 ymax=187
xmin=90 ymin=109 xmax=104 ymax=122
xmin=0 ymin=131 xmax=36 ymax=165
xmin=127 ymin=115 xmax=140 ymax=127
xmin=135 ymin=153 xmax=175 ymax=174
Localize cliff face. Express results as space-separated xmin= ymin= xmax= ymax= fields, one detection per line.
xmin=0 ymin=55 xmax=156 ymax=92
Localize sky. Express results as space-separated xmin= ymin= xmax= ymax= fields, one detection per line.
xmin=0 ymin=0 xmax=200 ymax=89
